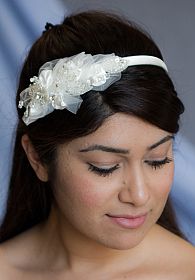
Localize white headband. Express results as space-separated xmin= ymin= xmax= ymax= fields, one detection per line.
xmin=18 ymin=52 xmax=168 ymax=125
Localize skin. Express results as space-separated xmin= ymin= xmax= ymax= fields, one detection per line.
xmin=0 ymin=113 xmax=195 ymax=279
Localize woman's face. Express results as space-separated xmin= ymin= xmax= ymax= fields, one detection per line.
xmin=52 ymin=113 xmax=174 ymax=250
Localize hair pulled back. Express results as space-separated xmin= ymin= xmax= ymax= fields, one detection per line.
xmin=0 ymin=11 xmax=184 ymax=242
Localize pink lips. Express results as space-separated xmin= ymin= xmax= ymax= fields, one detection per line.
xmin=107 ymin=213 xmax=147 ymax=229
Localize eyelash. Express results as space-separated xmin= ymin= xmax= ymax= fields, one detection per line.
xmin=88 ymin=157 xmax=173 ymax=177
xmin=88 ymin=163 xmax=120 ymax=177
xmin=145 ymin=157 xmax=173 ymax=170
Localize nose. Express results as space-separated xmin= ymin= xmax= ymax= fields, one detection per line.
xmin=118 ymin=164 xmax=150 ymax=207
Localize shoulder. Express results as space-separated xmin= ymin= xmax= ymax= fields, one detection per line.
xmin=150 ymin=224 xmax=195 ymax=278
xmin=0 ymin=242 xmax=19 ymax=278
xmin=0 ymin=224 xmax=44 ymax=277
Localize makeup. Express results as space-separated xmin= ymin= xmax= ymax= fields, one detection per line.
xmin=107 ymin=214 xmax=147 ymax=229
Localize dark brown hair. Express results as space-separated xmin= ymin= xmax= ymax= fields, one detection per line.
xmin=0 ymin=11 xmax=185 ymax=243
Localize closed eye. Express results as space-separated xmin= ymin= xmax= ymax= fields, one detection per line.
xmin=88 ymin=163 xmax=120 ymax=177
xmin=144 ymin=157 xmax=173 ymax=170
xmin=88 ymin=157 xmax=172 ymax=176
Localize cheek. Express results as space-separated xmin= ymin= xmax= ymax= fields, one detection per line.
xmin=153 ymin=164 xmax=174 ymax=202
xmin=54 ymin=168 xmax=110 ymax=212
xmin=71 ymin=175 xmax=103 ymax=208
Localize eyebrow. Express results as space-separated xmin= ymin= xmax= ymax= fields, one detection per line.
xmin=79 ymin=145 xmax=129 ymax=154
xmin=147 ymin=135 xmax=174 ymax=150
xmin=79 ymin=135 xmax=174 ymax=154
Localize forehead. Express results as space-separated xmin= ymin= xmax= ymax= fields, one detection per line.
xmin=64 ymin=113 xmax=171 ymax=152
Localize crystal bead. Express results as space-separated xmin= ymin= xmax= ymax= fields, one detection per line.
xmin=18 ymin=101 xmax=23 ymax=108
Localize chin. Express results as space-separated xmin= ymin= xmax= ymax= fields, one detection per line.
xmin=96 ymin=230 xmax=146 ymax=251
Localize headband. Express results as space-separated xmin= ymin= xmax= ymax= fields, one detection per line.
xmin=18 ymin=52 xmax=168 ymax=125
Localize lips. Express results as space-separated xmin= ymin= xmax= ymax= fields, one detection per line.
xmin=106 ymin=213 xmax=147 ymax=229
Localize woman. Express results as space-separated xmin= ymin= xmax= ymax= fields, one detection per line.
xmin=0 ymin=10 xmax=194 ymax=279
